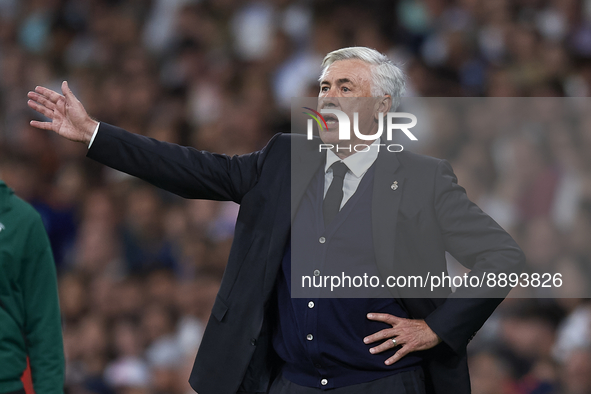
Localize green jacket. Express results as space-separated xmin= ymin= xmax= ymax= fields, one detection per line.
xmin=0 ymin=180 xmax=64 ymax=394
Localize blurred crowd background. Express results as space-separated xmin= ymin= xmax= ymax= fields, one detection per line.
xmin=1 ymin=0 xmax=591 ymax=393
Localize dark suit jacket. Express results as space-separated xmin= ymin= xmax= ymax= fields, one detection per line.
xmin=87 ymin=123 xmax=525 ymax=394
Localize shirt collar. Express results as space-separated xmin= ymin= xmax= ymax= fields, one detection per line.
xmin=325 ymin=144 xmax=379 ymax=178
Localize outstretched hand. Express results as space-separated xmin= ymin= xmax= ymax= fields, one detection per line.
xmin=364 ymin=313 xmax=442 ymax=365
xmin=27 ymin=81 xmax=98 ymax=145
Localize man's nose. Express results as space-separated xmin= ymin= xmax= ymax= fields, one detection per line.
xmin=319 ymin=95 xmax=339 ymax=109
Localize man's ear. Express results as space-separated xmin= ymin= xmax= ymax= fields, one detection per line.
xmin=374 ymin=95 xmax=392 ymax=121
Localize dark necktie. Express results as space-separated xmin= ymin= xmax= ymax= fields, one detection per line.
xmin=323 ymin=161 xmax=349 ymax=227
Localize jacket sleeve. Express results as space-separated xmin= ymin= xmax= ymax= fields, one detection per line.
xmin=87 ymin=123 xmax=281 ymax=203
xmin=424 ymin=160 xmax=526 ymax=354
xmin=21 ymin=213 xmax=64 ymax=394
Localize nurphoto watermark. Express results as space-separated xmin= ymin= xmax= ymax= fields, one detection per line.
xmin=299 ymin=97 xmax=418 ymax=153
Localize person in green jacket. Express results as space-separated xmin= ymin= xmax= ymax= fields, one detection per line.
xmin=0 ymin=179 xmax=64 ymax=394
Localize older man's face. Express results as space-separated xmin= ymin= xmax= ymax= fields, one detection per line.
xmin=317 ymin=59 xmax=386 ymax=150
xmin=319 ymin=59 xmax=374 ymax=98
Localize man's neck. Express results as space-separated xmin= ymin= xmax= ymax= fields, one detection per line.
xmin=325 ymin=141 xmax=379 ymax=179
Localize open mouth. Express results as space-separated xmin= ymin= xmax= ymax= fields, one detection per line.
xmin=323 ymin=114 xmax=338 ymax=127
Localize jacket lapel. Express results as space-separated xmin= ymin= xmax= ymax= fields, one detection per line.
xmin=263 ymin=136 xmax=323 ymax=295
xmin=263 ymin=172 xmax=290 ymax=295
xmin=372 ymin=149 xmax=404 ymax=299
xmin=290 ymin=138 xmax=324 ymax=221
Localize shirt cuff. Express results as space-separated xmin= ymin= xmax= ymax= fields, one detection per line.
xmin=88 ymin=122 xmax=100 ymax=149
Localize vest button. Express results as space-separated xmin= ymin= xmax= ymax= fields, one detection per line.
xmin=319 ymin=236 xmax=326 ymax=243
xmin=321 ymin=379 xmax=328 ymax=386
xmin=314 ymin=270 xmax=320 ymax=276
xmin=306 ymin=334 xmax=313 ymax=341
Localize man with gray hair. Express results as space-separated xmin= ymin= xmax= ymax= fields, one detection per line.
xmin=28 ymin=46 xmax=523 ymax=394
xmin=319 ymin=47 xmax=406 ymax=107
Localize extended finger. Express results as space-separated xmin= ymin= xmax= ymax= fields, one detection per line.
xmin=27 ymin=99 xmax=56 ymax=119
xmin=30 ymin=120 xmax=55 ymax=131
xmin=62 ymin=81 xmax=77 ymax=101
xmin=34 ymin=86 xmax=63 ymax=103
xmin=369 ymin=337 xmax=402 ymax=354
xmin=364 ymin=328 xmax=396 ymax=345
xmin=384 ymin=345 xmax=411 ymax=365
xmin=367 ymin=313 xmax=402 ymax=325
xmin=28 ymin=92 xmax=57 ymax=110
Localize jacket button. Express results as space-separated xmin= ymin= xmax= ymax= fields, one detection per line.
xmin=250 ymin=338 xmax=257 ymax=346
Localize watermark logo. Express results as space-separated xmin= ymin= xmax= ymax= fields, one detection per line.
xmin=303 ymin=107 xmax=418 ymax=153
xmin=302 ymin=107 xmax=328 ymax=131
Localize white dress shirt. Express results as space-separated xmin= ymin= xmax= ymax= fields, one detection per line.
xmin=323 ymin=145 xmax=379 ymax=210
xmin=88 ymin=122 xmax=100 ymax=148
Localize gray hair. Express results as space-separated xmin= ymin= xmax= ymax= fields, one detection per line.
xmin=319 ymin=47 xmax=406 ymax=109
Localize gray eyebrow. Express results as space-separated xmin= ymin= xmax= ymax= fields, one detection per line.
xmin=320 ymin=78 xmax=354 ymax=86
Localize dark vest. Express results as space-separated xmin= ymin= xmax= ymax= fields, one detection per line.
xmin=272 ymin=163 xmax=422 ymax=389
